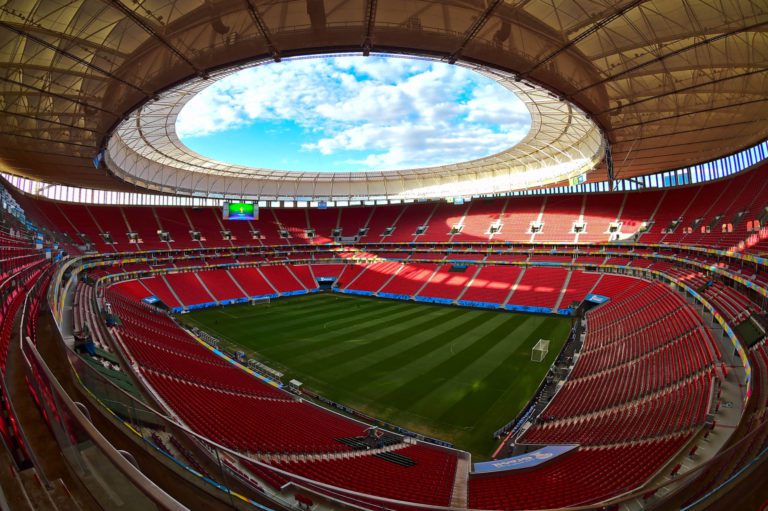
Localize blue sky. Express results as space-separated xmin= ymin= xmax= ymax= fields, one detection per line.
xmin=176 ymin=55 xmax=531 ymax=172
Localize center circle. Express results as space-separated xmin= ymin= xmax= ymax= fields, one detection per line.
xmin=175 ymin=55 xmax=532 ymax=173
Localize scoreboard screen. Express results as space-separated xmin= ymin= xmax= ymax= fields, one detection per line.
xmin=223 ymin=202 xmax=257 ymax=220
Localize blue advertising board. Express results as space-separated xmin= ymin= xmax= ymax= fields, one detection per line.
xmin=474 ymin=445 xmax=578 ymax=473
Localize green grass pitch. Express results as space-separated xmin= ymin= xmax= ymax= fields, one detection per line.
xmin=178 ymin=293 xmax=571 ymax=458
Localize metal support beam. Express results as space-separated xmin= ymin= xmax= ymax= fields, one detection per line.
xmin=362 ymin=0 xmax=377 ymax=56
xmin=0 ymin=20 xmax=129 ymax=59
xmin=447 ymin=0 xmax=505 ymax=64
xmin=612 ymin=118 xmax=764 ymax=144
xmin=0 ymin=76 xmax=118 ymax=117
xmin=0 ymin=131 xmax=97 ymax=149
xmin=599 ymin=69 xmax=766 ymax=115
xmin=605 ymin=140 xmax=615 ymax=185
xmin=575 ymin=21 xmax=768 ymax=96
xmin=0 ymin=109 xmax=99 ymax=133
xmin=244 ymin=0 xmax=281 ymax=62
xmin=611 ymin=97 xmax=768 ymax=131
xmin=109 ymin=0 xmax=200 ymax=74
xmin=0 ymin=22 xmax=149 ymax=95
xmin=521 ymin=0 xmax=645 ymax=78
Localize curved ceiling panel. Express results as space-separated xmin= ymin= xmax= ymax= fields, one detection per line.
xmin=0 ymin=0 xmax=765 ymax=192
xmin=107 ymin=56 xmax=603 ymax=200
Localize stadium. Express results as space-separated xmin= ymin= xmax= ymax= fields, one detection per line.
xmin=0 ymin=1 xmax=767 ymax=510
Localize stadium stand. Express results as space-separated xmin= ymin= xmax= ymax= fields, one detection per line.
xmin=452 ymin=199 xmax=503 ymax=241
xmin=495 ymin=196 xmax=543 ymax=242
xmin=460 ymin=266 xmax=521 ymax=305
xmin=164 ymin=272 xmax=216 ymax=305
xmin=154 ymin=207 xmax=198 ymax=249
xmin=308 ymin=208 xmax=339 ymax=244
xmin=338 ymin=207 xmax=373 ymax=242
xmin=468 ymin=436 xmax=691 ymax=510
xmin=122 ymin=206 xmax=170 ymax=251
xmin=139 ymin=276 xmax=183 ymax=308
xmin=344 ymin=262 xmax=398 ymax=292
xmin=508 ymin=267 xmax=569 ymax=309
xmin=3 ymin=180 xmax=768 ymax=510
xmin=358 ymin=206 xmax=398 ymax=243
xmin=577 ymin=193 xmax=624 ymax=242
xmin=269 ymin=444 xmax=458 ymax=507
xmin=558 ymin=271 xmax=601 ymax=307
xmin=228 ymin=267 xmax=279 ymax=296
xmin=89 ymin=205 xmax=134 ymax=249
xmin=539 ymin=195 xmax=583 ymax=242
xmin=196 ymin=269 xmax=247 ymax=302
xmin=416 ymin=264 xmax=476 ymax=300
xmin=387 ymin=203 xmax=436 ymax=243
xmin=142 ymin=370 xmax=366 ymax=454
xmin=378 ymin=263 xmax=437 ymax=296
xmin=418 ymin=203 xmax=469 ymax=242
xmin=24 ymin=161 xmax=767 ymax=253
xmin=2 ymin=4 xmax=767 ymax=509
xmin=259 ymin=265 xmax=305 ymax=294
xmin=311 ymin=264 xmax=347 ymax=279
xmin=287 ymin=264 xmax=319 ymax=291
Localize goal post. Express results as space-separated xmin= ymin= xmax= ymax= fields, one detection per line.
xmin=251 ymin=297 xmax=271 ymax=306
xmin=531 ymin=339 xmax=550 ymax=362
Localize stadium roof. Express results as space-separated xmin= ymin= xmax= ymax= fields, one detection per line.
xmin=108 ymin=58 xmax=603 ymax=200
xmin=0 ymin=0 xmax=766 ymax=195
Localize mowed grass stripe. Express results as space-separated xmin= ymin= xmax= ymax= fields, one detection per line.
xmin=263 ymin=303 xmax=436 ymax=359
xmin=441 ymin=319 xmax=570 ymax=454
xmin=283 ymin=298 xmax=415 ymax=334
xmin=332 ymin=312 xmax=495 ymax=387
xmin=404 ymin=315 xmax=546 ymax=417
xmin=434 ymin=318 xmax=569 ymax=424
xmin=263 ymin=302 xmax=405 ymax=341
xmin=254 ymin=295 xmax=405 ymax=329
xmin=209 ymin=298 xmax=414 ymax=354
xmin=207 ymin=294 xmax=405 ymax=326
xmin=267 ymin=297 xmax=458 ymax=352
xmin=178 ymin=293 xmax=571 ymax=458
xmin=379 ymin=314 xmax=536 ymax=408
xmin=262 ymin=294 xmax=418 ymax=330
xmin=220 ymin=294 xmax=344 ymax=318
xmin=178 ymin=296 xmax=386 ymax=348
xmin=347 ymin=313 xmax=527 ymax=400
xmin=303 ymin=308 xmax=476 ymax=371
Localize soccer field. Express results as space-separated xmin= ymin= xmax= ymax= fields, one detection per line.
xmin=179 ymin=293 xmax=571 ymax=458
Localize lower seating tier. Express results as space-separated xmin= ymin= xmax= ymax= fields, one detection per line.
xmin=143 ymin=370 xmax=367 ymax=455
xmin=468 ymin=435 xmax=691 ymax=510
xmin=265 ymin=444 xmax=458 ymax=507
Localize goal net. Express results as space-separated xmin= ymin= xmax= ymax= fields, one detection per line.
xmin=251 ymin=297 xmax=271 ymax=306
xmin=531 ymin=339 xmax=550 ymax=362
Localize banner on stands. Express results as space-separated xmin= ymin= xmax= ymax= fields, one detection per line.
xmin=474 ymin=445 xmax=578 ymax=473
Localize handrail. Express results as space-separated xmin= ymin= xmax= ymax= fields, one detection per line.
xmin=19 ymin=333 xmax=189 ymax=510
xmin=43 ymin=249 xmax=768 ymax=511
xmin=3 ymin=266 xmax=51 ymax=485
xmin=20 ymin=263 xmax=189 ymax=511
xmin=53 ymin=238 xmax=768 ymax=271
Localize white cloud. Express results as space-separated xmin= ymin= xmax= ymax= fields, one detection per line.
xmin=306 ymin=122 xmax=527 ymax=170
xmin=465 ymin=83 xmax=530 ymax=127
xmin=176 ymin=55 xmax=531 ymax=170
